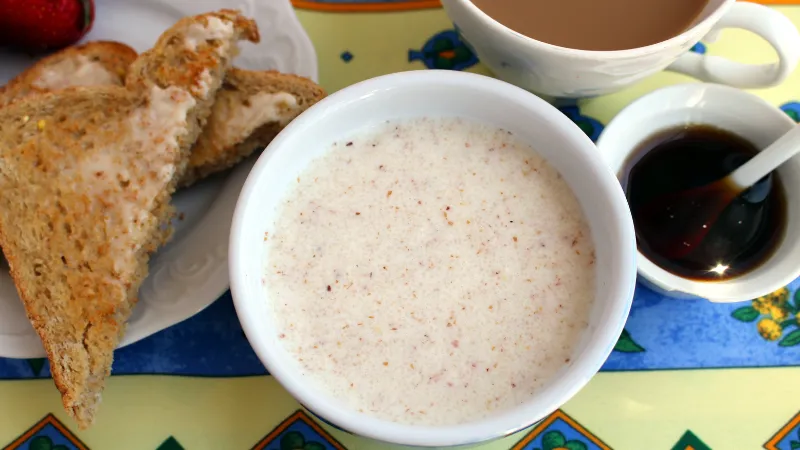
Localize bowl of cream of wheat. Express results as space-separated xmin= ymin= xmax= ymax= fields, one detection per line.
xmin=230 ymin=71 xmax=636 ymax=447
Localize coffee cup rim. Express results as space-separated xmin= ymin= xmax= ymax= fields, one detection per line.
xmin=446 ymin=0 xmax=733 ymax=57
xmin=596 ymin=83 xmax=799 ymax=302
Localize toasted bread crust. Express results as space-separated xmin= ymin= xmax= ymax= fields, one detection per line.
xmin=0 ymin=41 xmax=136 ymax=108
xmin=0 ymin=10 xmax=259 ymax=429
xmin=126 ymin=9 xmax=259 ymax=94
xmin=1 ymin=19 xmax=321 ymax=187
xmin=0 ymin=86 xmax=148 ymax=425
xmin=181 ymin=68 xmax=326 ymax=186
xmin=126 ymin=9 xmax=259 ymax=159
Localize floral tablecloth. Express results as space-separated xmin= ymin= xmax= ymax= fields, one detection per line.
xmin=2 ymin=1 xmax=800 ymax=449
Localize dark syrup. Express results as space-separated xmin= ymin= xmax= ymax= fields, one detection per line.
xmin=621 ymin=125 xmax=787 ymax=281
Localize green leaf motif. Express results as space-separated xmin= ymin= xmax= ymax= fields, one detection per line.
xmin=156 ymin=436 xmax=185 ymax=450
xmin=432 ymin=39 xmax=453 ymax=53
xmin=304 ymin=443 xmax=326 ymax=450
xmin=779 ymin=329 xmax=800 ymax=347
xmin=434 ymin=56 xmax=454 ymax=70
xmin=731 ymin=306 xmax=760 ymax=322
xmin=28 ymin=436 xmax=53 ymax=450
xmin=541 ymin=430 xmax=566 ymax=450
xmin=26 ymin=358 xmax=46 ymax=376
xmin=794 ymin=288 xmax=800 ymax=311
xmin=614 ymin=329 xmax=645 ymax=353
xmin=52 ymin=446 xmax=69 ymax=450
xmin=577 ymin=121 xmax=595 ymax=139
xmin=452 ymin=46 xmax=473 ymax=64
xmin=281 ymin=431 xmax=306 ymax=450
xmin=564 ymin=441 xmax=589 ymax=450
xmin=790 ymin=441 xmax=800 ymax=449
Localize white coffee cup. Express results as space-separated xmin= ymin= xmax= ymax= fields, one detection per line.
xmin=596 ymin=83 xmax=800 ymax=303
xmin=441 ymin=0 xmax=800 ymax=98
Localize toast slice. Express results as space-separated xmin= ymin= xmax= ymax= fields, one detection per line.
xmin=1 ymin=45 xmax=326 ymax=186
xmin=180 ymin=68 xmax=325 ymax=186
xmin=0 ymin=10 xmax=258 ymax=428
xmin=0 ymin=41 xmax=136 ymax=107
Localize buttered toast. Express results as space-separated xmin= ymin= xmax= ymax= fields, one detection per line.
xmin=0 ymin=10 xmax=258 ymax=428
xmin=182 ymin=68 xmax=325 ymax=186
xmin=0 ymin=41 xmax=136 ymax=107
xmin=1 ymin=43 xmax=325 ymax=186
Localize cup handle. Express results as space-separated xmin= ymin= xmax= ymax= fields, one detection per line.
xmin=666 ymin=2 xmax=800 ymax=88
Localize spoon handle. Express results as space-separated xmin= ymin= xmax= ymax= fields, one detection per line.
xmin=729 ymin=124 xmax=800 ymax=189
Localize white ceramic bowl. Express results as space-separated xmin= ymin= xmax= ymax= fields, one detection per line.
xmin=596 ymin=83 xmax=800 ymax=303
xmin=230 ymin=70 xmax=636 ymax=447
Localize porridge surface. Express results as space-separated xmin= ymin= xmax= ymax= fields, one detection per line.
xmin=266 ymin=117 xmax=596 ymax=425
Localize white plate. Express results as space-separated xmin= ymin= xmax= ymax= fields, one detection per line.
xmin=0 ymin=0 xmax=318 ymax=358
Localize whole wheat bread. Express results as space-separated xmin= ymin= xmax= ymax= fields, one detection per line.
xmin=1 ymin=43 xmax=325 ymax=186
xmin=0 ymin=41 xmax=136 ymax=107
xmin=181 ymin=68 xmax=325 ymax=186
xmin=0 ymin=10 xmax=258 ymax=428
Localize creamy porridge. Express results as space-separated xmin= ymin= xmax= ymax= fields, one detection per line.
xmin=265 ymin=117 xmax=596 ymax=426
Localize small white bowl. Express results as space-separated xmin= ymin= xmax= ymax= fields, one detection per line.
xmin=596 ymin=83 xmax=800 ymax=303
xmin=229 ymin=70 xmax=636 ymax=447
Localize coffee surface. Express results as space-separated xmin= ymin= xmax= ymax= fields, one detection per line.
xmin=471 ymin=0 xmax=709 ymax=51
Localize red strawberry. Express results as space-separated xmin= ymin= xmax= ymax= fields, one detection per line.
xmin=0 ymin=0 xmax=94 ymax=52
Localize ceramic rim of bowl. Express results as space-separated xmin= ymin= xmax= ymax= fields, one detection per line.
xmin=596 ymin=82 xmax=800 ymax=302
xmin=229 ymin=70 xmax=637 ymax=447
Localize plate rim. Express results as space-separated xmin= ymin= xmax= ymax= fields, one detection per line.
xmin=0 ymin=0 xmax=318 ymax=359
